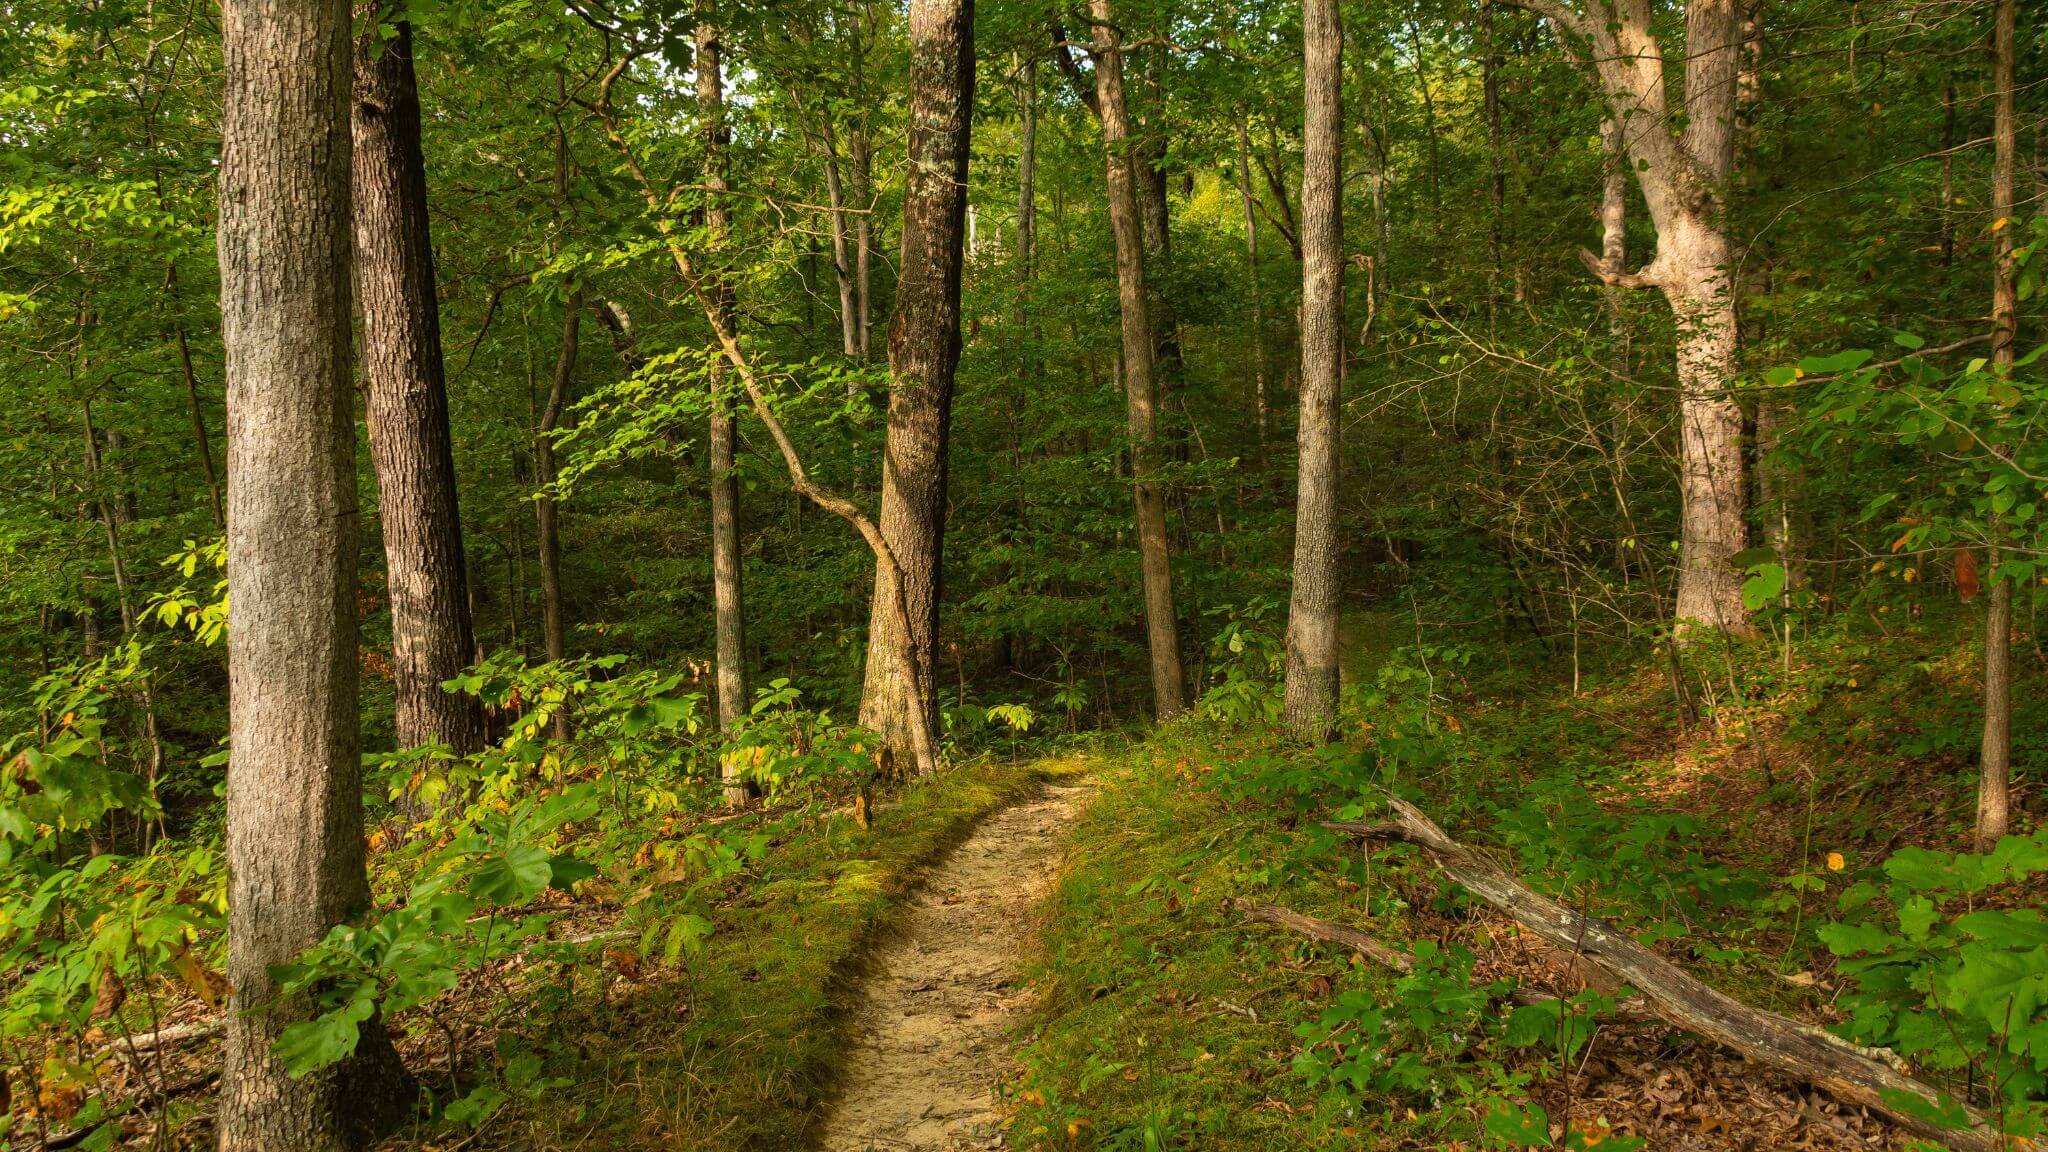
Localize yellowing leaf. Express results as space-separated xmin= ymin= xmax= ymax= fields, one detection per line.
xmin=170 ymin=944 xmax=230 ymax=1009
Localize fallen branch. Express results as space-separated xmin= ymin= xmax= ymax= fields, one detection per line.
xmin=1326 ymin=800 xmax=2009 ymax=1152
xmin=1237 ymin=901 xmax=1657 ymax=1021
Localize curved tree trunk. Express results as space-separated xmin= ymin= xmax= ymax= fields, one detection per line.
xmin=1283 ymin=0 xmax=1343 ymax=740
xmin=1090 ymin=0 xmax=1186 ymax=720
xmin=857 ymin=0 xmax=974 ymax=759
xmin=218 ymin=0 xmax=409 ymax=1141
xmin=352 ymin=19 xmax=485 ymax=757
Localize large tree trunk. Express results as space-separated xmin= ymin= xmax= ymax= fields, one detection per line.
xmin=857 ymin=0 xmax=974 ymax=758
xmin=1547 ymin=0 xmax=1753 ymax=636
xmin=1282 ymin=0 xmax=1343 ymax=741
xmin=1090 ymin=0 xmax=1186 ymax=720
xmin=698 ymin=8 xmax=751 ymax=804
xmin=1977 ymin=0 xmax=2018 ymax=853
xmin=217 ymin=0 xmax=409 ymax=1141
xmin=352 ymin=19 xmax=485 ymax=756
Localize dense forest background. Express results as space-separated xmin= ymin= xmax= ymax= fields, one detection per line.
xmin=3 ymin=0 xmax=2048 ymax=1147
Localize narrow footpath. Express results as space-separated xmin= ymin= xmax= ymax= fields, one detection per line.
xmin=818 ymin=779 xmax=1092 ymax=1151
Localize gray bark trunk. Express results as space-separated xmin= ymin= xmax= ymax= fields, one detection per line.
xmin=1282 ymin=0 xmax=1343 ymax=740
xmin=353 ymin=19 xmax=485 ymax=757
xmin=1090 ymin=0 xmax=1186 ymax=720
xmin=218 ymin=0 xmax=410 ymax=1141
xmin=1548 ymin=0 xmax=1753 ymax=636
xmin=858 ymin=0 xmax=974 ymax=758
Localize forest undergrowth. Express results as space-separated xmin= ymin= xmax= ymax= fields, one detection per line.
xmin=1004 ymin=608 xmax=2048 ymax=1151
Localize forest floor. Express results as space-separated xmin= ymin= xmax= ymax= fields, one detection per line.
xmin=820 ymin=778 xmax=1094 ymax=1151
xmin=997 ymin=608 xmax=2045 ymax=1151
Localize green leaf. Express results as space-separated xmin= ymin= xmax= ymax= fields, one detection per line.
xmin=274 ymin=992 xmax=376 ymax=1077
xmin=546 ymin=853 xmax=598 ymax=891
xmin=469 ymin=842 xmax=554 ymax=906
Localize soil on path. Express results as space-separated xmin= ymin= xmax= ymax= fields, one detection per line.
xmin=818 ymin=779 xmax=1090 ymax=1152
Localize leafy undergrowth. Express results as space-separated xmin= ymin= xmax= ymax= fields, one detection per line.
xmin=416 ymin=752 xmax=1071 ymax=1151
xmin=1006 ymin=609 xmax=2048 ymax=1150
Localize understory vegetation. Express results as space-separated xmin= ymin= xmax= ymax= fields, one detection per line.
xmin=1010 ymin=610 xmax=2048 ymax=1150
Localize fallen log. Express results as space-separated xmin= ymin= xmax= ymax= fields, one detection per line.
xmin=1237 ymin=900 xmax=1658 ymax=1022
xmin=1325 ymin=798 xmax=2012 ymax=1152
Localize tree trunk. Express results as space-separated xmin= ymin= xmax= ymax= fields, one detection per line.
xmin=852 ymin=121 xmax=875 ymax=358
xmin=536 ymin=75 xmax=579 ymax=742
xmin=217 ymin=0 xmax=410 ymax=1140
xmin=1234 ymin=116 xmax=1268 ymax=456
xmin=352 ymin=18 xmax=485 ymax=757
xmin=820 ymin=114 xmax=861 ymax=358
xmin=1548 ymin=0 xmax=1753 ymax=636
xmin=698 ymin=8 xmax=751 ymax=803
xmin=535 ymin=291 xmax=579 ymax=676
xmin=1016 ymin=58 xmax=1037 ymax=279
xmin=1282 ymin=0 xmax=1342 ymax=741
xmin=1090 ymin=0 xmax=1186 ymax=720
xmin=1977 ymin=0 xmax=2017 ymax=853
xmin=858 ymin=0 xmax=974 ymax=758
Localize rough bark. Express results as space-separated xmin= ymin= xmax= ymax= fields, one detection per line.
xmin=352 ymin=19 xmax=485 ymax=757
xmin=1333 ymin=801 xmax=2006 ymax=1152
xmin=857 ymin=0 xmax=974 ymax=758
xmin=1977 ymin=0 xmax=2018 ymax=853
xmin=1282 ymin=0 xmax=1342 ymax=740
xmin=1540 ymin=0 xmax=1753 ymax=636
xmin=217 ymin=0 xmax=410 ymax=1140
xmin=697 ymin=9 xmax=751 ymax=802
xmin=1090 ymin=0 xmax=1186 ymax=720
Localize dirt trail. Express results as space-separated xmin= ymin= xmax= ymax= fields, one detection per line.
xmin=819 ymin=779 xmax=1090 ymax=1152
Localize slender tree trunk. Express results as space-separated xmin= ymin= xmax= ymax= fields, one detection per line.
xmin=1090 ymin=0 xmax=1186 ymax=720
xmin=217 ymin=0 xmax=409 ymax=1138
xmin=352 ymin=18 xmax=485 ymax=756
xmin=1480 ymin=0 xmax=1506 ymax=318
xmin=1977 ymin=0 xmax=2018 ymax=853
xmin=536 ymin=78 xmax=578 ymax=746
xmin=858 ymin=0 xmax=975 ymax=757
xmin=1234 ymin=115 xmax=1269 ymax=457
xmin=820 ymin=115 xmax=861 ymax=358
xmin=852 ymin=122 xmax=874 ymax=358
xmin=1017 ymin=59 xmax=1037 ymax=279
xmin=166 ymin=261 xmax=226 ymax=529
xmin=698 ymin=7 xmax=751 ymax=802
xmin=1283 ymin=0 xmax=1343 ymax=740
xmin=535 ymin=291 xmax=579 ymax=673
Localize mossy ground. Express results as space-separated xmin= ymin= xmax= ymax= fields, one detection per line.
xmin=449 ymin=753 xmax=1079 ymax=1151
